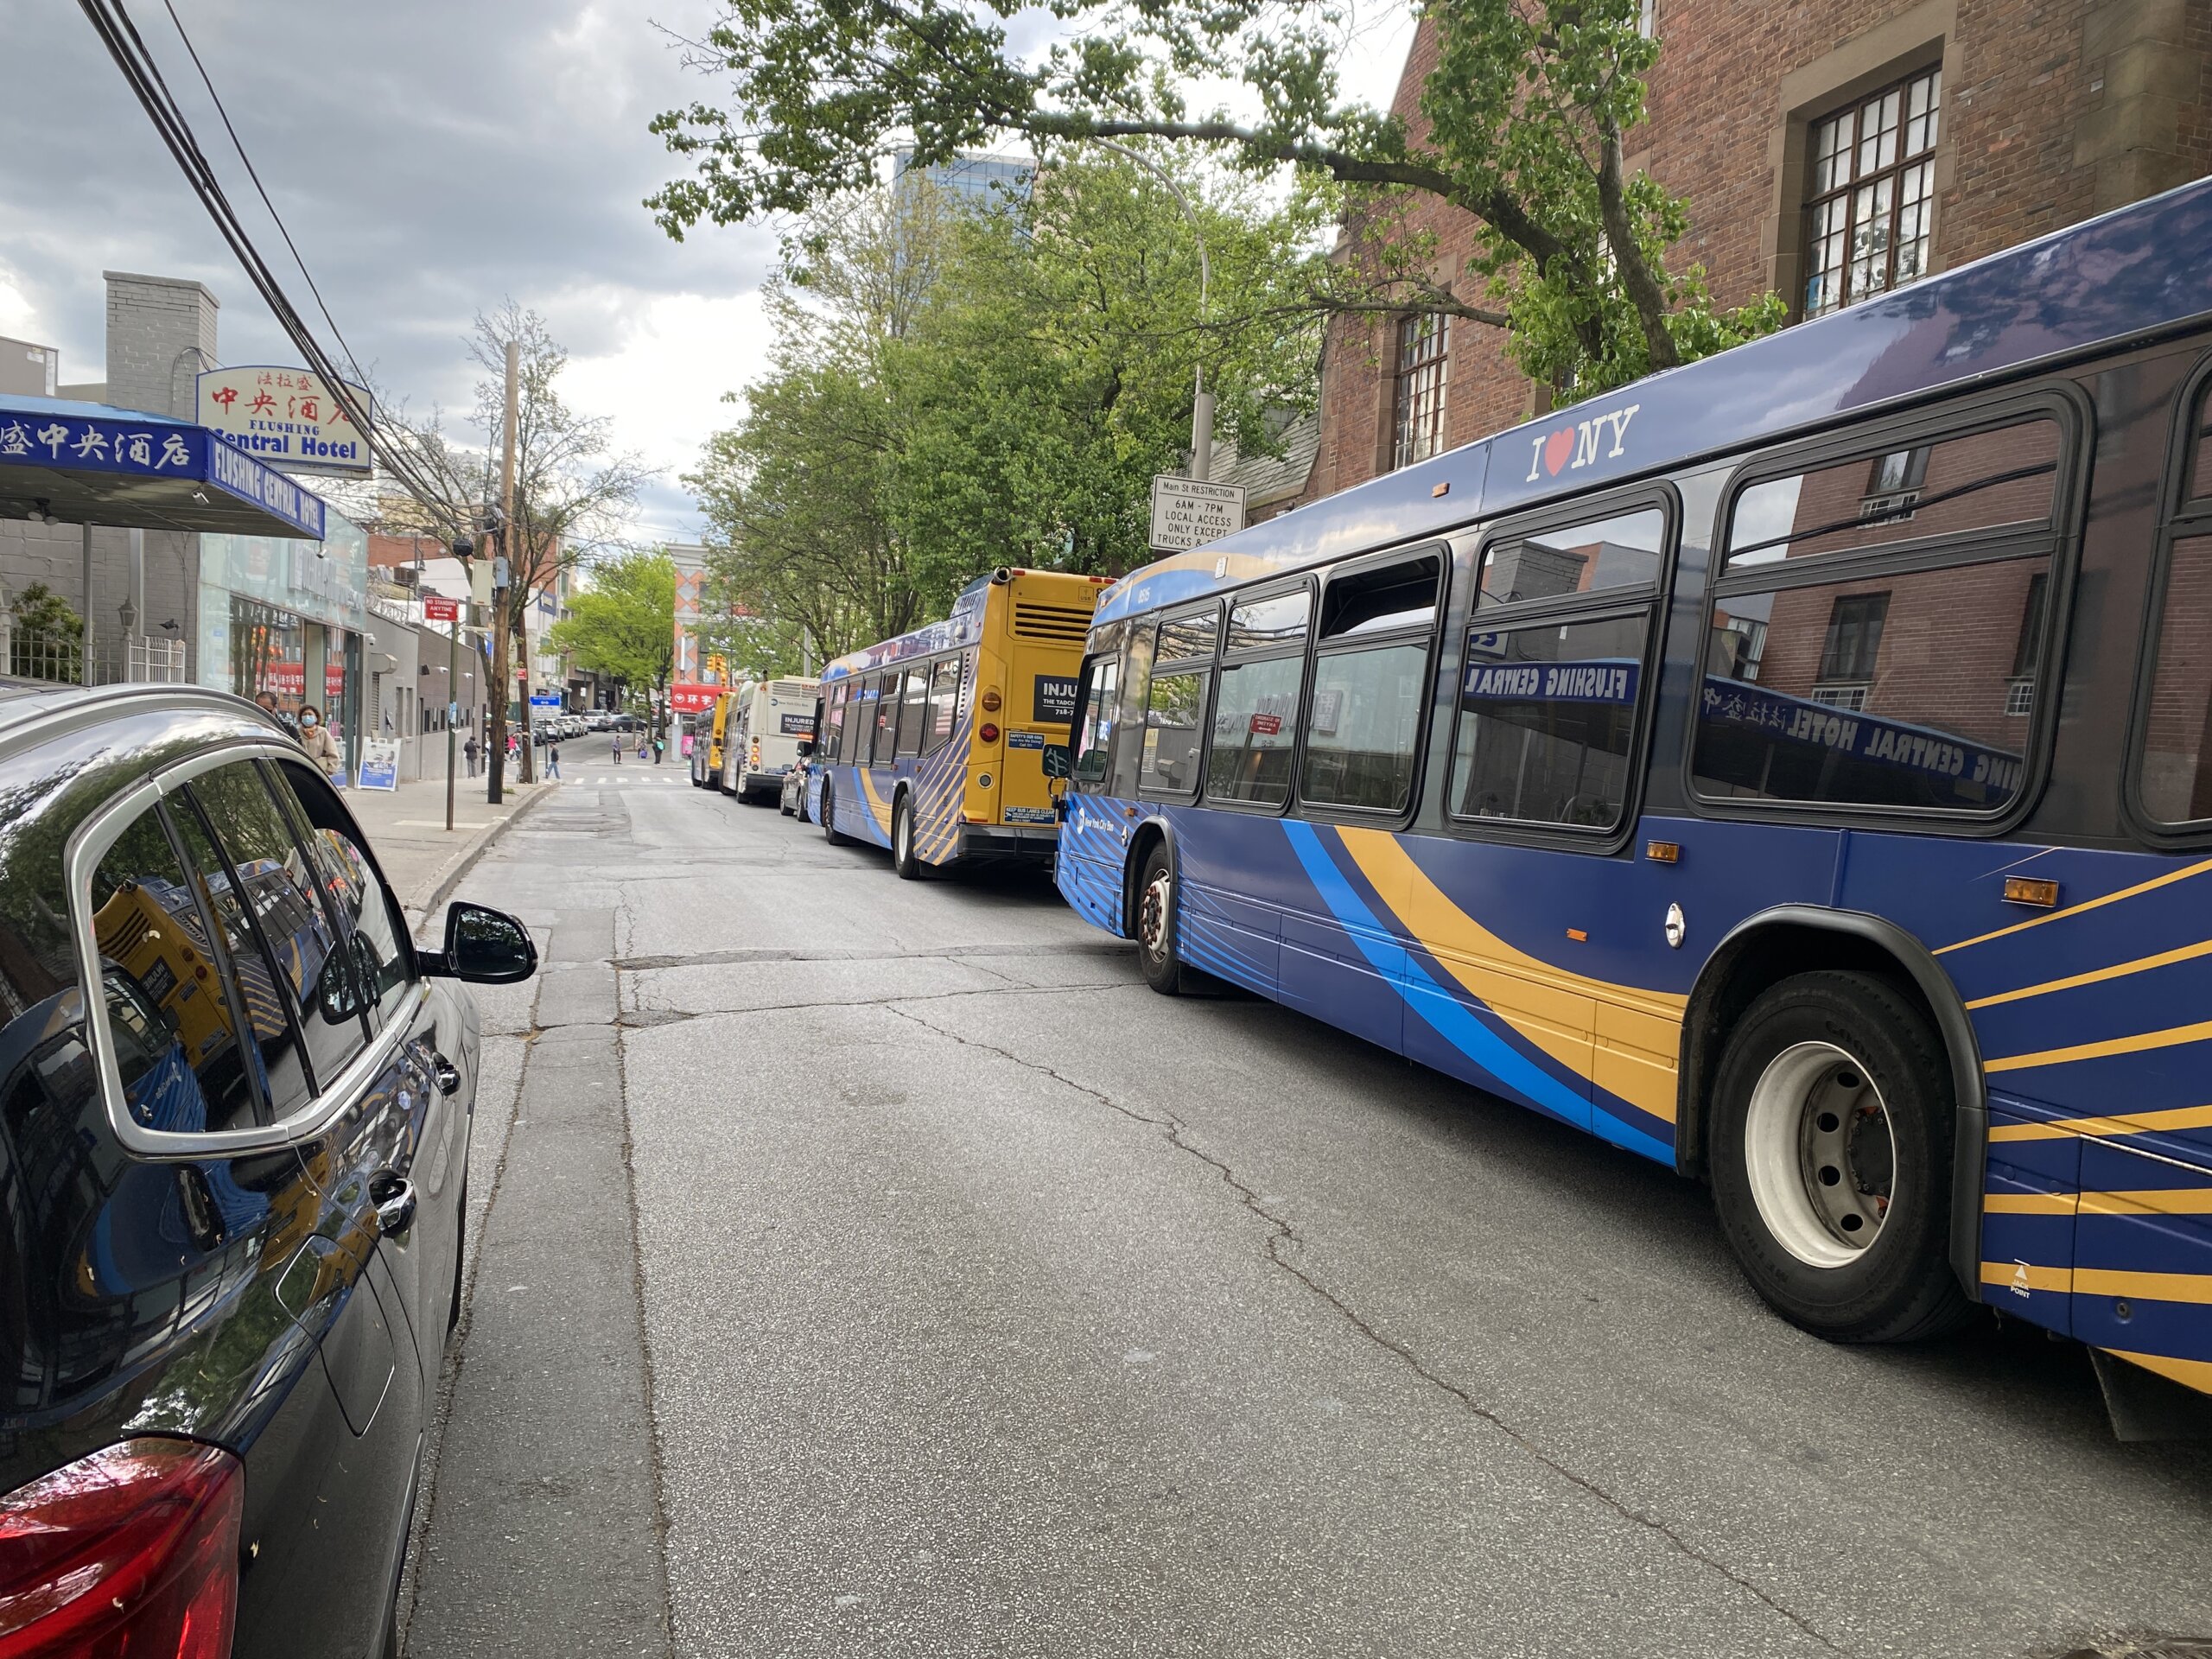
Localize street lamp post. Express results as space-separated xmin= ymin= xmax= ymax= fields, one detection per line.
xmin=1087 ymin=137 xmax=1212 ymax=482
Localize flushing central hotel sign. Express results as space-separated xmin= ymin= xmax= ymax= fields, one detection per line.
xmin=197 ymin=365 xmax=374 ymax=476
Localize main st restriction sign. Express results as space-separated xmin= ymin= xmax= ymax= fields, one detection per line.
xmin=1149 ymin=474 xmax=1247 ymax=553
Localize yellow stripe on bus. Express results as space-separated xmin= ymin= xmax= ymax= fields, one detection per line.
xmin=1336 ymin=829 xmax=1688 ymax=1124
xmin=1986 ymin=1103 xmax=2212 ymax=1142
xmin=2073 ymin=1268 xmax=2212 ymax=1306
xmin=1980 ymin=1261 xmax=2073 ymax=1294
xmin=1936 ymin=856 xmax=2212 ymax=955
xmin=2077 ymin=1188 xmax=2212 ymax=1217
xmin=1985 ymin=1020 xmax=2212 ymax=1073
xmin=1963 ymin=938 xmax=2212 ymax=1010
xmin=1982 ymin=1192 xmax=2076 ymax=1214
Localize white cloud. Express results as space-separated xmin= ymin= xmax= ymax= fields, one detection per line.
xmin=0 ymin=1 xmax=1415 ymax=547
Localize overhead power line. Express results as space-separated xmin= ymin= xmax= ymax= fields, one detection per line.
xmin=75 ymin=0 xmax=469 ymax=534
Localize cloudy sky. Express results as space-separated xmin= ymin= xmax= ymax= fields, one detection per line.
xmin=0 ymin=1 xmax=1414 ymax=543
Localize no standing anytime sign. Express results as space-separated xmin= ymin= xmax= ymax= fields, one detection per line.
xmin=1148 ymin=474 xmax=1247 ymax=554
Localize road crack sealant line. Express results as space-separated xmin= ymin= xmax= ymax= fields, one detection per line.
xmin=609 ymin=948 xmax=682 ymax=1659
xmin=609 ymin=979 xmax=1146 ymax=1029
xmin=884 ymin=1000 xmax=1853 ymax=1659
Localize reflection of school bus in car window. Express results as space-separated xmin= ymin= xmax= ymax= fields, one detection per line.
xmin=90 ymin=868 xmax=257 ymax=1132
xmin=809 ymin=567 xmax=1108 ymax=875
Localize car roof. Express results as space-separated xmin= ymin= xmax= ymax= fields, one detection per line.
xmin=0 ymin=678 xmax=289 ymax=764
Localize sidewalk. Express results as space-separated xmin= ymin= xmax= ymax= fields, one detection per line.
xmin=345 ymin=772 xmax=551 ymax=919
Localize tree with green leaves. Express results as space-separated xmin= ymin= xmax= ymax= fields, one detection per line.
xmin=544 ymin=550 xmax=677 ymax=746
xmin=652 ymin=0 xmax=1782 ymax=396
xmin=689 ymin=158 xmax=1327 ymax=654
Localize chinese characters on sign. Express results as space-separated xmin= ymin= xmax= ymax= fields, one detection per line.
xmin=0 ymin=413 xmax=194 ymax=474
xmin=196 ymin=365 xmax=375 ymax=476
xmin=670 ymin=683 xmax=720 ymax=715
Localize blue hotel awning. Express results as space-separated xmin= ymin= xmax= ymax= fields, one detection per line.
xmin=0 ymin=395 xmax=328 ymax=540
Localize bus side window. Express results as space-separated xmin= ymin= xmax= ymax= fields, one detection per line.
xmin=1208 ymin=588 xmax=1310 ymax=808
xmin=1694 ymin=412 xmax=2066 ymax=816
xmin=1071 ymin=652 xmax=1118 ymax=788
xmin=823 ymin=683 xmax=847 ymax=760
xmin=1141 ymin=608 xmax=1217 ymax=798
xmin=2135 ymin=378 xmax=2212 ymax=828
xmin=896 ymin=665 xmax=930 ymax=760
xmin=1304 ymin=554 xmax=1440 ymax=815
xmin=1112 ymin=622 xmax=1154 ymax=797
xmin=1452 ymin=512 xmax=1665 ymax=832
xmin=925 ymin=657 xmax=961 ymax=754
xmin=870 ymin=673 xmax=897 ymax=765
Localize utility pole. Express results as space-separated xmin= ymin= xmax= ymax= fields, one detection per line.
xmin=446 ymin=537 xmax=468 ymax=834
xmin=486 ymin=338 xmax=518 ymax=804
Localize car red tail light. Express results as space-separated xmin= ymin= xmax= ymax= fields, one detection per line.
xmin=0 ymin=1439 xmax=244 ymax=1659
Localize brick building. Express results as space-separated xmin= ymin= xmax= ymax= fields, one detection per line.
xmin=1300 ymin=0 xmax=2212 ymax=505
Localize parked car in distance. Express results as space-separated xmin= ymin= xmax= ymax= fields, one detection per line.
xmin=0 ymin=681 xmax=537 ymax=1659
xmin=780 ymin=745 xmax=814 ymax=818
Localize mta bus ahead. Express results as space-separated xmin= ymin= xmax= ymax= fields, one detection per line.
xmin=811 ymin=568 xmax=1108 ymax=875
xmin=1054 ymin=175 xmax=2212 ymax=1421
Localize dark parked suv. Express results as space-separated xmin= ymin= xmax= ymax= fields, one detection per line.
xmin=0 ymin=683 xmax=535 ymax=1657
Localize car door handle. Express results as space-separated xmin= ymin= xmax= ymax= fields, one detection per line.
xmin=369 ymin=1171 xmax=417 ymax=1237
xmin=431 ymin=1053 xmax=461 ymax=1096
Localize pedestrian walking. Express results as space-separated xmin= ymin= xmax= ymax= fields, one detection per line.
xmin=297 ymin=703 xmax=340 ymax=779
xmin=547 ymin=741 xmax=561 ymax=780
xmin=611 ymin=730 xmax=623 ymax=765
xmin=464 ymin=735 xmax=480 ymax=778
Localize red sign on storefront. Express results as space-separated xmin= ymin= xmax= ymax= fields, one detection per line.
xmin=326 ymin=662 xmax=345 ymax=701
xmin=423 ymin=595 xmax=459 ymax=622
xmin=669 ymin=683 xmax=719 ymax=715
xmin=261 ymin=662 xmax=305 ymax=698
xmin=1249 ymin=712 xmax=1282 ymax=736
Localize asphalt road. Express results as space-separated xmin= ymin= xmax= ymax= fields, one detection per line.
xmin=403 ymin=773 xmax=2212 ymax=1659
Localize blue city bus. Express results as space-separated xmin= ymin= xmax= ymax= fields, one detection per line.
xmin=1053 ymin=175 xmax=2212 ymax=1416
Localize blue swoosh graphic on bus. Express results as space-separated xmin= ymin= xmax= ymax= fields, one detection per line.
xmin=1281 ymin=820 xmax=1669 ymax=1162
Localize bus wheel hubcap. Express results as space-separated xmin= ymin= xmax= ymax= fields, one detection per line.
xmin=1744 ymin=1040 xmax=1896 ymax=1268
xmin=897 ymin=810 xmax=909 ymax=861
xmin=1139 ymin=871 xmax=1171 ymax=959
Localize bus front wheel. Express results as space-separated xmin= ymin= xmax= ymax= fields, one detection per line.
xmin=1135 ymin=844 xmax=1185 ymax=995
xmin=1708 ymin=969 xmax=1970 ymax=1344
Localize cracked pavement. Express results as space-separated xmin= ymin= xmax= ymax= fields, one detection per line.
xmin=405 ymin=776 xmax=2212 ymax=1659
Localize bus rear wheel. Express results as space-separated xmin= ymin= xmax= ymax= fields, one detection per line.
xmin=893 ymin=795 xmax=924 ymax=880
xmin=821 ymin=780 xmax=853 ymax=846
xmin=1708 ymin=969 xmax=1970 ymax=1344
xmin=1135 ymin=843 xmax=1185 ymax=995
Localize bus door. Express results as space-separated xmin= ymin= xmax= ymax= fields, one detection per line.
xmin=862 ymin=670 xmax=899 ymax=839
xmin=1402 ymin=504 xmax=1680 ymax=1147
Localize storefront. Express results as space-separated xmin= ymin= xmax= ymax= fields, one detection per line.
xmin=197 ymin=510 xmax=369 ymax=768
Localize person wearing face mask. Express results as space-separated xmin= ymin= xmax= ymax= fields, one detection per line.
xmin=297 ymin=702 xmax=341 ymax=778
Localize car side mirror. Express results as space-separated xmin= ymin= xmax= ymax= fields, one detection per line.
xmin=1040 ymin=744 xmax=1071 ymax=780
xmin=422 ymin=901 xmax=537 ymax=983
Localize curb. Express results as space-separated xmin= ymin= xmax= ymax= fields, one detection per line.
xmin=410 ymin=786 xmax=554 ymax=921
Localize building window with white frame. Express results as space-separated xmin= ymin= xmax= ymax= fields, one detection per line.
xmin=1390 ymin=313 xmax=1451 ymax=470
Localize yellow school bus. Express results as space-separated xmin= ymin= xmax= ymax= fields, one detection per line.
xmin=809 ymin=568 xmax=1109 ymax=876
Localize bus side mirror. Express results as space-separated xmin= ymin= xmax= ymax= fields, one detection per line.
xmin=795 ymin=740 xmax=816 ymax=758
xmin=1041 ymin=744 xmax=1071 ymax=780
